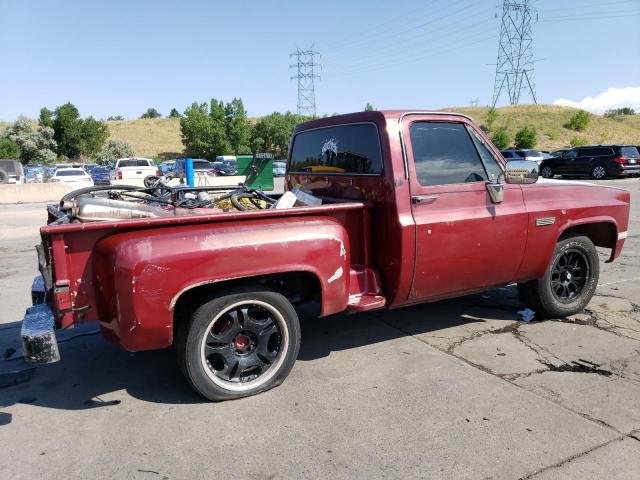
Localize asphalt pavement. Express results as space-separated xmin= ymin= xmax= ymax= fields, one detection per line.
xmin=1 ymin=178 xmax=639 ymax=479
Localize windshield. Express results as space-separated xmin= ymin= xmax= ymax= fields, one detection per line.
xmin=193 ymin=160 xmax=211 ymax=170
xmin=223 ymin=161 xmax=236 ymax=167
xmin=522 ymin=149 xmax=542 ymax=156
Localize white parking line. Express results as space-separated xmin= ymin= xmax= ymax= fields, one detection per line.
xmin=598 ymin=276 xmax=640 ymax=287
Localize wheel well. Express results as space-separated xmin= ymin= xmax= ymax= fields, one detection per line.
xmin=172 ymin=272 xmax=321 ymax=335
xmin=559 ymin=222 xmax=617 ymax=249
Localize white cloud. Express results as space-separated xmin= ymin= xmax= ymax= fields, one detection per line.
xmin=553 ymin=86 xmax=640 ymax=114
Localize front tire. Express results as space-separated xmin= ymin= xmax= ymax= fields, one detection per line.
xmin=518 ymin=235 xmax=599 ymax=318
xmin=540 ymin=165 xmax=554 ymax=178
xmin=176 ymin=286 xmax=301 ymax=401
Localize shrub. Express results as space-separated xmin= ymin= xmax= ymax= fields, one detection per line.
xmin=490 ymin=128 xmax=510 ymax=150
xmin=96 ymin=139 xmax=135 ymax=165
xmin=604 ymin=107 xmax=635 ymax=117
xmin=364 ymin=103 xmax=374 ymax=111
xmin=564 ymin=110 xmax=591 ymax=131
xmin=514 ymin=126 xmax=537 ymax=149
xmin=168 ymin=108 xmax=181 ymax=118
xmin=0 ymin=138 xmax=22 ymax=159
xmin=570 ymin=136 xmax=588 ymax=147
xmin=140 ymin=108 xmax=162 ymax=119
xmin=486 ymin=107 xmax=499 ymax=130
xmin=2 ymin=117 xmax=57 ymax=164
xmin=107 ymin=115 xmax=124 ymax=121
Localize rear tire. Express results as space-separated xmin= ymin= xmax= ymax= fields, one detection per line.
xmin=176 ymin=285 xmax=301 ymax=401
xmin=518 ymin=235 xmax=599 ymax=318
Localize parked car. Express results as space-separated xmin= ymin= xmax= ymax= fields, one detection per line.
xmin=539 ymin=145 xmax=640 ymax=179
xmin=111 ymin=158 xmax=158 ymax=181
xmin=215 ymin=156 xmax=238 ymax=176
xmin=24 ymin=167 xmax=43 ymax=183
xmin=20 ymin=110 xmax=630 ymax=402
xmin=83 ymin=163 xmax=98 ymax=173
xmin=273 ymin=160 xmax=286 ymax=177
xmin=48 ymin=167 xmax=94 ymax=187
xmin=158 ymin=162 xmax=175 ymax=176
xmin=550 ymin=148 xmax=570 ymax=158
xmin=90 ymin=167 xmax=111 ymax=185
xmin=172 ymin=159 xmax=217 ymax=178
xmin=501 ymin=149 xmax=545 ymax=164
xmin=0 ymin=159 xmax=25 ymax=184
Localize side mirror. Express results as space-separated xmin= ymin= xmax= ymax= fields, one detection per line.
xmin=504 ymin=160 xmax=539 ymax=184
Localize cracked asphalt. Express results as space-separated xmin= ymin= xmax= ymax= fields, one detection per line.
xmin=1 ymin=178 xmax=639 ymax=479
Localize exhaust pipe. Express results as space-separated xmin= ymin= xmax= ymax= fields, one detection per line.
xmin=73 ymin=197 xmax=174 ymax=222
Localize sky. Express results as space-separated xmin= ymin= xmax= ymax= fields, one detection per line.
xmin=1 ymin=0 xmax=639 ymax=121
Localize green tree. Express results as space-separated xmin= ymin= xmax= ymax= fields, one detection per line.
xmin=564 ymin=110 xmax=591 ymax=131
xmin=39 ymin=107 xmax=54 ymax=128
xmin=48 ymin=103 xmax=108 ymax=158
xmin=52 ymin=102 xmax=82 ymax=158
xmin=364 ymin=103 xmax=374 ymax=111
xmin=224 ymin=98 xmax=250 ymax=153
xmin=514 ymin=126 xmax=537 ymax=149
xmin=490 ymin=127 xmax=510 ymax=150
xmin=486 ymin=107 xmax=499 ymax=130
xmin=0 ymin=138 xmax=22 ymax=159
xmin=2 ymin=116 xmax=57 ymax=164
xmin=250 ymin=112 xmax=310 ymax=157
xmin=96 ymin=139 xmax=135 ymax=165
xmin=179 ymin=100 xmax=230 ymax=159
xmin=140 ymin=108 xmax=162 ymax=119
xmin=168 ymin=108 xmax=181 ymax=118
xmin=107 ymin=115 xmax=124 ymax=121
xmin=79 ymin=117 xmax=109 ymax=157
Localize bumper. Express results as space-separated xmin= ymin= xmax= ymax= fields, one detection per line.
xmin=20 ymin=276 xmax=60 ymax=364
xmin=617 ymin=164 xmax=640 ymax=176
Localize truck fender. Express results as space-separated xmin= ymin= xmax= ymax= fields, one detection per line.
xmin=92 ymin=216 xmax=351 ymax=351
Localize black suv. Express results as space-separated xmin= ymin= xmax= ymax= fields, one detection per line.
xmin=539 ymin=145 xmax=640 ymax=179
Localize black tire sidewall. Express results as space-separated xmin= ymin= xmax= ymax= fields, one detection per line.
xmin=541 ymin=166 xmax=553 ymax=178
xmin=178 ymin=287 xmax=301 ymax=401
xmin=538 ymin=235 xmax=599 ymax=317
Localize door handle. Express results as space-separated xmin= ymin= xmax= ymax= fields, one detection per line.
xmin=412 ymin=194 xmax=438 ymax=204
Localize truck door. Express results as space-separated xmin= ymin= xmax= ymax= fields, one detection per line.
xmin=403 ymin=118 xmax=528 ymax=301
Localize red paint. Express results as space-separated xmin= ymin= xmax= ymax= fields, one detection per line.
xmin=36 ymin=110 xmax=630 ymax=352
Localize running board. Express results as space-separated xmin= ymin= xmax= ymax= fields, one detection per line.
xmin=347 ymin=294 xmax=386 ymax=312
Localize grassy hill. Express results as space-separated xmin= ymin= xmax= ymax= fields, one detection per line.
xmin=105 ymin=105 xmax=639 ymax=158
xmin=3 ymin=105 xmax=639 ymax=159
xmin=449 ymin=105 xmax=640 ymax=151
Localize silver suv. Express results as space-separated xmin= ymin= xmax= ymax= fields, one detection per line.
xmin=0 ymin=159 xmax=25 ymax=184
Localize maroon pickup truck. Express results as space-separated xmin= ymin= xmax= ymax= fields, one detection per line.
xmin=20 ymin=111 xmax=630 ymax=401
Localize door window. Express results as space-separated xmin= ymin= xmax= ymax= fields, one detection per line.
xmin=409 ymin=122 xmax=489 ymax=186
xmin=467 ymin=126 xmax=503 ymax=180
xmin=564 ymin=150 xmax=578 ymax=159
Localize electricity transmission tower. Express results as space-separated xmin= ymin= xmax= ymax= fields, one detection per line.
xmin=290 ymin=47 xmax=321 ymax=116
xmin=492 ymin=0 xmax=537 ymax=107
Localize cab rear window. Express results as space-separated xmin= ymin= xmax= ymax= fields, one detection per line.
xmin=289 ymin=124 xmax=383 ymax=175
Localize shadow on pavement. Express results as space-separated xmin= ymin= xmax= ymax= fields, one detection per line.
xmin=0 ymin=287 xmax=523 ymax=415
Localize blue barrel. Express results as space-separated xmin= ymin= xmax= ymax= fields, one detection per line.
xmin=185 ymin=158 xmax=194 ymax=187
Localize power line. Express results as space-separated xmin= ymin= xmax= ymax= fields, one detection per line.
xmin=492 ymin=0 xmax=537 ymax=107
xmin=290 ymin=47 xmax=321 ymax=117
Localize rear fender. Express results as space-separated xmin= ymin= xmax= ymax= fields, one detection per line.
xmin=93 ymin=216 xmax=350 ymax=351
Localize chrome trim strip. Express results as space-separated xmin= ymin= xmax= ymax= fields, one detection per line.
xmin=618 ymin=231 xmax=628 ymax=240
xmin=536 ymin=217 xmax=556 ymax=226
